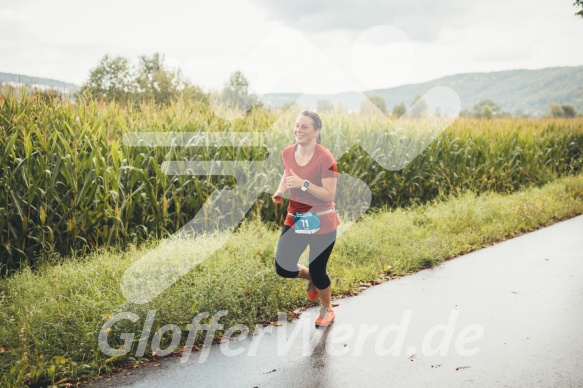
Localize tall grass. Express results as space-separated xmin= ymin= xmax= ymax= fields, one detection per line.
xmin=0 ymin=92 xmax=581 ymax=273
xmin=0 ymin=174 xmax=581 ymax=387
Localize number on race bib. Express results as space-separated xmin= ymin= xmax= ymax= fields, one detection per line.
xmin=293 ymin=212 xmax=321 ymax=234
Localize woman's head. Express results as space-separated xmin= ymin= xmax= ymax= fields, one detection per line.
xmin=295 ymin=111 xmax=322 ymax=145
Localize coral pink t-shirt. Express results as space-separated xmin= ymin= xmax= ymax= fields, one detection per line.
xmin=282 ymin=143 xmax=341 ymax=234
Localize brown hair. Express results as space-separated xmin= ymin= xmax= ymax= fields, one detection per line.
xmin=300 ymin=110 xmax=322 ymax=144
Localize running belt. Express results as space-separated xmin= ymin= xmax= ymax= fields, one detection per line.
xmin=288 ymin=207 xmax=336 ymax=216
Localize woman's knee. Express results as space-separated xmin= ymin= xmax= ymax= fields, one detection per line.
xmin=308 ymin=269 xmax=331 ymax=290
xmin=275 ymin=259 xmax=299 ymax=279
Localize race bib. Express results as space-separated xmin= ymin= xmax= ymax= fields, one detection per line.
xmin=293 ymin=212 xmax=321 ymax=234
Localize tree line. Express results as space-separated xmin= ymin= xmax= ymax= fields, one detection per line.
xmin=79 ymin=52 xmax=258 ymax=111
xmin=315 ymin=94 xmax=580 ymax=119
xmin=4 ymin=51 xmax=580 ymax=119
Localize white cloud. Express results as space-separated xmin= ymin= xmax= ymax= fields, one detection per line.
xmin=250 ymin=0 xmax=474 ymax=40
xmin=0 ymin=0 xmax=582 ymax=94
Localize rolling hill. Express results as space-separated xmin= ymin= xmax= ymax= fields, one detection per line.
xmin=2 ymin=66 xmax=582 ymax=116
xmin=0 ymin=72 xmax=80 ymax=95
xmin=259 ymin=66 xmax=583 ymax=117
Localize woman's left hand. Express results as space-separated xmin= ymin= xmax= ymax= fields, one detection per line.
xmin=285 ymin=169 xmax=304 ymax=189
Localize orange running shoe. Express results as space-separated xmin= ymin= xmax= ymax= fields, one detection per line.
xmin=315 ymin=306 xmax=335 ymax=328
xmin=306 ymin=280 xmax=319 ymax=302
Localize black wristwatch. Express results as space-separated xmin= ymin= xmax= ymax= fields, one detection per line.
xmin=301 ymin=180 xmax=310 ymax=191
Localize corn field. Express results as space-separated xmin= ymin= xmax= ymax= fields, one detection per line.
xmin=0 ymin=93 xmax=581 ymax=274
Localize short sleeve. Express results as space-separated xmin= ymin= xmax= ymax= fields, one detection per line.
xmin=321 ymin=151 xmax=338 ymax=179
xmin=281 ymin=150 xmax=286 ymax=170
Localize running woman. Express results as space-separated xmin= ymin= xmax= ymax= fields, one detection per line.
xmin=272 ymin=110 xmax=340 ymax=328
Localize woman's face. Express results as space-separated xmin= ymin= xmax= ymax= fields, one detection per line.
xmin=294 ymin=115 xmax=319 ymax=145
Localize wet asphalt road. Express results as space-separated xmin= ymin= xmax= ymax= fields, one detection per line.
xmin=90 ymin=215 xmax=583 ymax=388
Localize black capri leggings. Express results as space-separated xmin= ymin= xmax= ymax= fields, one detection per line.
xmin=274 ymin=225 xmax=337 ymax=290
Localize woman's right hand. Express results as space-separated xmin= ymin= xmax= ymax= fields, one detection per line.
xmin=272 ymin=190 xmax=284 ymax=205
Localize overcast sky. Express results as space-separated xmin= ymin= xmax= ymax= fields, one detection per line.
xmin=1 ymin=0 xmax=582 ymax=94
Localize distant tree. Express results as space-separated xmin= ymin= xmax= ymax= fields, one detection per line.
xmin=181 ymin=83 xmax=209 ymax=104
xmin=219 ymin=70 xmax=258 ymax=111
xmin=360 ymin=94 xmax=387 ymax=115
xmin=81 ymin=55 xmax=135 ymax=102
xmin=472 ymin=99 xmax=509 ymax=118
xmin=549 ymin=102 xmax=579 ymax=117
xmin=317 ymin=98 xmax=334 ymax=113
xmin=575 ymin=0 xmax=583 ymax=18
xmin=392 ymin=102 xmax=406 ymax=118
xmin=369 ymin=94 xmax=388 ymax=114
xmin=136 ymin=53 xmax=164 ymax=102
xmin=549 ymin=102 xmax=565 ymax=117
xmin=135 ymin=53 xmax=207 ymax=105
xmin=409 ymin=94 xmax=428 ymax=118
xmin=81 ymin=53 xmax=207 ymax=105
xmin=481 ymin=105 xmax=493 ymax=119
xmin=562 ymin=104 xmax=576 ymax=117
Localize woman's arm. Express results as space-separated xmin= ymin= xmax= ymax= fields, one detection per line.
xmin=285 ymin=169 xmax=337 ymax=203
xmin=272 ymin=172 xmax=287 ymax=205
xmin=306 ymin=177 xmax=337 ymax=203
